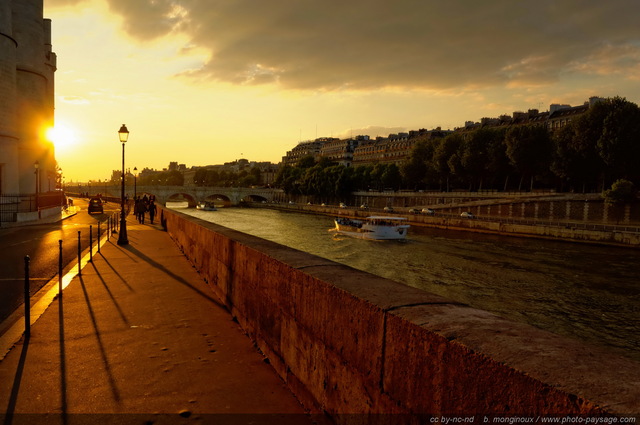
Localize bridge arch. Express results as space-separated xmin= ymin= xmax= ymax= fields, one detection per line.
xmin=166 ymin=192 xmax=197 ymax=207
xmin=242 ymin=194 xmax=269 ymax=203
xmin=204 ymin=194 xmax=232 ymax=208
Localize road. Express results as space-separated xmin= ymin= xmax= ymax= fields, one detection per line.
xmin=0 ymin=198 xmax=122 ymax=323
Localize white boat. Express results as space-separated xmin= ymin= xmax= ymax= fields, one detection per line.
xmin=166 ymin=200 xmax=189 ymax=209
xmin=196 ymin=201 xmax=217 ymax=211
xmin=334 ymin=216 xmax=410 ymax=240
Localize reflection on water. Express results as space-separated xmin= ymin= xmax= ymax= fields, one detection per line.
xmin=183 ymin=207 xmax=640 ymax=360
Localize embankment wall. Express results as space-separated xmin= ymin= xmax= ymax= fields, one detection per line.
xmin=265 ymin=203 xmax=640 ymax=247
xmin=160 ymin=206 xmax=640 ymax=417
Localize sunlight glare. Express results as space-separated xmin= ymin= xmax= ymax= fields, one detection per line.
xmin=47 ymin=123 xmax=77 ymax=151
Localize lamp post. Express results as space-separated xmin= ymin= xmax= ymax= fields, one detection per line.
xmin=34 ymin=160 xmax=39 ymax=211
xmin=117 ymin=124 xmax=129 ymax=245
xmin=133 ymin=166 xmax=138 ymax=199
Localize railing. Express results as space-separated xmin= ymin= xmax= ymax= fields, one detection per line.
xmin=269 ymin=202 xmax=640 ymax=236
xmin=0 ymin=192 xmax=67 ymax=225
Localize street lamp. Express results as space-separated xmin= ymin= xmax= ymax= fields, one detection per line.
xmin=133 ymin=166 xmax=138 ymax=199
xmin=117 ymin=124 xmax=129 ymax=245
xmin=34 ymin=160 xmax=39 ymax=211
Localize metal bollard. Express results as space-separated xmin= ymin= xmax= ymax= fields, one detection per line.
xmin=97 ymin=221 xmax=101 ymax=253
xmin=89 ymin=225 xmax=93 ymax=263
xmin=24 ymin=256 xmax=30 ymax=337
xmin=77 ymin=231 xmax=82 ymax=276
xmin=59 ymin=240 xmax=63 ymax=296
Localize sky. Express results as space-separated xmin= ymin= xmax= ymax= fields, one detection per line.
xmin=44 ymin=0 xmax=640 ymax=183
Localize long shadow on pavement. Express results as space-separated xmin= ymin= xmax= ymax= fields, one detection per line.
xmin=2 ymin=336 xmax=29 ymax=425
xmin=89 ymin=258 xmax=130 ymax=327
xmin=123 ymin=245 xmax=226 ymax=310
xmin=78 ymin=276 xmax=121 ymax=404
xmin=94 ymin=243 xmax=134 ymax=292
xmin=58 ymin=294 xmax=68 ymax=425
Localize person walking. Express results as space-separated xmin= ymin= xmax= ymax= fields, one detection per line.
xmin=148 ymin=200 xmax=157 ymax=224
xmin=134 ymin=197 xmax=141 ymax=223
xmin=139 ymin=198 xmax=146 ymax=224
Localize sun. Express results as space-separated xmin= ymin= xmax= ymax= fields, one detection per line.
xmin=46 ymin=123 xmax=77 ymax=151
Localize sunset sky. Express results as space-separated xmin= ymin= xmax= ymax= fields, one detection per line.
xmin=44 ymin=0 xmax=640 ymax=183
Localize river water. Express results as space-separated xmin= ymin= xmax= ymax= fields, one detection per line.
xmin=181 ymin=207 xmax=640 ymax=361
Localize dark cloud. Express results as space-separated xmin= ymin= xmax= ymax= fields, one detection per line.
xmin=51 ymin=0 xmax=640 ymax=91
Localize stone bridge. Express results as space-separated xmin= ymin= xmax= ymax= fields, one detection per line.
xmin=138 ymin=186 xmax=283 ymax=206
xmin=78 ymin=185 xmax=282 ymax=207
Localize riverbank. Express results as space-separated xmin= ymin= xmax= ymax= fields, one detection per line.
xmin=161 ymin=206 xmax=640 ymax=416
xmin=249 ymin=202 xmax=640 ymax=247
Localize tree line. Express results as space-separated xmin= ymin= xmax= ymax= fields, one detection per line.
xmin=275 ymin=96 xmax=640 ymax=200
xmin=192 ymin=167 xmax=262 ymax=187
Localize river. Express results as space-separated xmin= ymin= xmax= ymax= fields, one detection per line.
xmin=181 ymin=206 xmax=640 ymax=361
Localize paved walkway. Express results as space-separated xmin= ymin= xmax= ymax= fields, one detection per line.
xmin=0 ymin=217 xmax=311 ymax=421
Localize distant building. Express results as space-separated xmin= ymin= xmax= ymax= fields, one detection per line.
xmin=546 ymin=97 xmax=603 ymax=131
xmin=282 ymin=138 xmax=337 ymax=166
xmin=185 ymin=160 xmax=280 ymax=187
xmin=458 ymin=97 xmax=605 ymax=134
xmin=278 ymin=97 xmax=607 ymax=170
xmin=0 ymin=0 xmax=57 ymax=195
xmin=320 ymin=136 xmax=368 ymax=167
xmin=352 ymin=129 xmax=451 ymax=167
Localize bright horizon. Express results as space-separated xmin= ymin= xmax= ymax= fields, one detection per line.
xmin=45 ymin=0 xmax=640 ymax=183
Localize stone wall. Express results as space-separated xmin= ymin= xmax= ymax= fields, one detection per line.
xmin=160 ymin=206 xmax=640 ymax=418
xmin=265 ymin=203 xmax=640 ymax=247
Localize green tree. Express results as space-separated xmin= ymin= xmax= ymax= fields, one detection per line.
xmin=595 ymin=97 xmax=640 ymax=184
xmin=401 ymin=140 xmax=433 ymax=189
xmin=484 ymin=129 xmax=512 ymax=190
xmin=602 ymin=179 xmax=638 ymax=205
xmin=352 ymin=165 xmax=372 ymax=191
xmin=552 ymin=105 xmax=606 ymax=192
xmin=193 ymin=168 xmax=207 ymax=186
xmin=432 ymin=134 xmax=463 ymax=191
xmin=370 ymin=163 xmax=386 ymax=190
xmin=461 ymin=128 xmax=493 ymax=191
xmin=381 ymin=163 xmax=402 ymax=190
xmin=334 ymin=165 xmax=355 ymax=199
xmin=296 ymin=156 xmax=316 ymax=169
xmin=505 ymin=125 xmax=552 ymax=191
xmin=275 ymin=165 xmax=303 ymax=194
xmin=205 ymin=169 xmax=220 ymax=186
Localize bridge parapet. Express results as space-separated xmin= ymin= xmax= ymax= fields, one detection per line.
xmin=74 ymin=185 xmax=281 ymax=206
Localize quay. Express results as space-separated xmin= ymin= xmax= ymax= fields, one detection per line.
xmin=0 ymin=205 xmax=639 ymax=421
xmin=0 ymin=216 xmax=309 ymax=421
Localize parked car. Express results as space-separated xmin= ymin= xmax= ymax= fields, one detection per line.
xmin=460 ymin=211 xmax=475 ymax=218
xmin=88 ymin=197 xmax=104 ymax=214
xmin=409 ymin=208 xmax=420 ymax=214
xmin=383 ymin=206 xmax=394 ymax=212
xmin=422 ymin=208 xmax=435 ymax=215
xmin=360 ymin=204 xmax=369 ymax=210
xmin=339 ymin=203 xmax=347 ymax=208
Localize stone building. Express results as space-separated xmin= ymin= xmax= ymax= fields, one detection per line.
xmin=0 ymin=0 xmax=57 ymax=195
xmin=352 ymin=129 xmax=451 ymax=167
xmin=319 ymin=136 xmax=367 ymax=167
xmin=281 ymin=138 xmax=337 ymax=166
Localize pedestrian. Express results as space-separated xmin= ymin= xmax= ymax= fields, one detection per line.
xmin=134 ymin=197 xmax=141 ymax=223
xmin=148 ymin=200 xmax=157 ymax=224
xmin=139 ymin=198 xmax=146 ymax=224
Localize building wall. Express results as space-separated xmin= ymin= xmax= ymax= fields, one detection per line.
xmin=0 ymin=0 xmax=18 ymax=194
xmin=0 ymin=0 xmax=55 ymax=196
